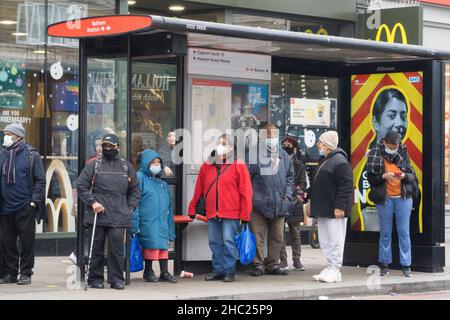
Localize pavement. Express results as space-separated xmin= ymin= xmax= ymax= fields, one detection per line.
xmin=1 ymin=244 xmax=450 ymax=300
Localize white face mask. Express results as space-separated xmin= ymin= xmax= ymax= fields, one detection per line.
xmin=266 ymin=138 xmax=278 ymax=150
xmin=216 ymin=144 xmax=227 ymax=156
xmin=384 ymin=147 xmax=398 ymax=155
xmin=3 ymin=135 xmax=14 ymax=147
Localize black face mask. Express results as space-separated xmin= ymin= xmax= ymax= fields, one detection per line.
xmin=282 ymin=146 xmax=295 ymax=155
xmin=103 ymin=149 xmax=118 ymax=159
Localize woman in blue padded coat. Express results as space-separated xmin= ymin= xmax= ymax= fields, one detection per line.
xmin=131 ymin=149 xmax=176 ymax=283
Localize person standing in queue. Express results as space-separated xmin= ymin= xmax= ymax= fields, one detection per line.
xmin=0 ymin=122 xmax=45 ymax=285
xmin=279 ymin=135 xmax=307 ymax=272
xmin=77 ymin=133 xmax=141 ymax=290
xmin=188 ymin=134 xmax=253 ymax=282
xmin=249 ymin=124 xmax=295 ymax=277
xmin=309 ymin=131 xmax=353 ymax=283
xmin=367 ymin=130 xmax=417 ymax=277
xmin=131 ymin=149 xmax=177 ymax=283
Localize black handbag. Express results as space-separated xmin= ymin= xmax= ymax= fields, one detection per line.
xmin=196 ymin=164 xmax=231 ymax=216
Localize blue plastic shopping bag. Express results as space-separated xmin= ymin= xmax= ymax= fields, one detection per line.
xmin=130 ymin=235 xmax=143 ymax=272
xmin=235 ymin=224 xmax=256 ymax=265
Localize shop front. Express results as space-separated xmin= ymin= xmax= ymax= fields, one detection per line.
xmin=48 ymin=14 xmax=450 ymax=279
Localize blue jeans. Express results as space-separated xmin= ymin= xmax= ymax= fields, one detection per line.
xmin=376 ymin=197 xmax=413 ymax=267
xmin=208 ymin=218 xmax=239 ymax=275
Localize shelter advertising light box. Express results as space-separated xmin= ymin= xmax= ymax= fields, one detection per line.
xmin=350 ymin=71 xmax=423 ymax=233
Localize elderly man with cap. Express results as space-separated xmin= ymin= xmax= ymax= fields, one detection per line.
xmin=77 ymin=133 xmax=141 ymax=290
xmin=0 ymin=122 xmax=45 ymax=285
xmin=308 ymin=130 xmax=353 ymax=283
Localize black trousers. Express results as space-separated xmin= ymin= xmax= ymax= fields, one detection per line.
xmin=87 ymin=225 xmax=125 ymax=285
xmin=0 ymin=206 xmax=36 ymax=277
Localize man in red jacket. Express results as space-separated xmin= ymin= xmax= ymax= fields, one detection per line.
xmin=189 ymin=134 xmax=253 ymax=282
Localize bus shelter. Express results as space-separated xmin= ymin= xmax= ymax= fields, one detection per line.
xmin=48 ymin=15 xmax=450 ymax=283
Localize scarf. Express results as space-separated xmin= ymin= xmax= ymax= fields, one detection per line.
xmin=3 ymin=139 xmax=27 ymax=184
xmin=366 ymin=141 xmax=412 ymax=175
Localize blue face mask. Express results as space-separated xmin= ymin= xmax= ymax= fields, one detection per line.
xmin=319 ymin=148 xmax=326 ymax=156
xmin=149 ymin=165 xmax=161 ymax=175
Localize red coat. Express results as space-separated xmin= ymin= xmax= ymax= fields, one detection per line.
xmin=188 ymin=159 xmax=253 ymax=221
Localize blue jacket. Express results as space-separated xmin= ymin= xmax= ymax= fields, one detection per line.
xmin=248 ymin=146 xmax=295 ymax=219
xmin=131 ymin=150 xmax=175 ymax=250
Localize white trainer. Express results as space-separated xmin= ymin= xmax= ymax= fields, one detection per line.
xmin=319 ymin=269 xmax=343 ymax=283
xmin=69 ymin=252 xmax=77 ymax=265
xmin=312 ymin=267 xmax=330 ymax=281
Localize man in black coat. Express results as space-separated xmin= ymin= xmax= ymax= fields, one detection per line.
xmin=78 ymin=134 xmax=141 ymax=290
xmin=309 ymin=131 xmax=353 ymax=283
xmin=279 ymin=136 xmax=307 ymax=271
xmin=0 ymin=122 xmax=45 ymax=285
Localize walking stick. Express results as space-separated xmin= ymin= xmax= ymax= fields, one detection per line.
xmin=84 ymin=212 xmax=98 ymax=291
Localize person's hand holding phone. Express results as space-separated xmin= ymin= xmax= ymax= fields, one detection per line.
xmin=382 ymin=172 xmax=396 ymax=183
xmin=395 ymin=172 xmax=405 ymax=180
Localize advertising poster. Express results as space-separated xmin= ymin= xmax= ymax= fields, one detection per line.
xmin=0 ymin=62 xmax=25 ymax=110
xmin=231 ymin=82 xmax=268 ymax=130
xmin=350 ymin=71 xmax=423 ymax=233
xmin=290 ymin=98 xmax=331 ymax=127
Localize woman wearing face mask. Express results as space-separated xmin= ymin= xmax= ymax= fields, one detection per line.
xmin=131 ymin=149 xmax=176 ymax=283
xmin=367 ymin=130 xmax=418 ymax=278
xmin=309 ymin=131 xmax=353 ymax=283
xmin=188 ymin=134 xmax=253 ymax=282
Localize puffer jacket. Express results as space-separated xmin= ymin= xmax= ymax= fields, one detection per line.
xmin=131 ymin=150 xmax=174 ymax=250
xmin=248 ymin=147 xmax=295 ymax=219
xmin=309 ymin=148 xmax=353 ymax=218
xmin=77 ymin=153 xmax=141 ymax=227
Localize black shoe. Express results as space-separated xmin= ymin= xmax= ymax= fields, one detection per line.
xmin=293 ymin=259 xmax=306 ymax=271
xmin=402 ymin=266 xmax=412 ymax=277
xmin=88 ymin=282 xmax=105 ymax=289
xmin=0 ymin=275 xmax=17 ymax=284
xmin=110 ymin=282 xmax=125 ymax=290
xmin=279 ymin=259 xmax=288 ymax=270
xmin=223 ymin=274 xmax=235 ymax=282
xmin=205 ymin=273 xmax=224 ymax=281
xmin=143 ymin=271 xmax=159 ymax=282
xmin=251 ymin=268 xmax=264 ymax=277
xmin=267 ymin=268 xmax=289 ymax=276
xmin=380 ymin=264 xmax=390 ymax=277
xmin=17 ymin=275 xmax=31 ymax=285
xmin=159 ymin=272 xmax=177 ymax=283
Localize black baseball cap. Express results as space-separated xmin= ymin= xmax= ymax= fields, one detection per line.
xmin=101 ymin=134 xmax=119 ymax=146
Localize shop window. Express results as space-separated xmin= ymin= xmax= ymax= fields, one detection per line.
xmin=130 ymin=61 xmax=178 ymax=175
xmin=271 ymin=73 xmax=338 ymax=162
xmin=86 ymin=58 xmax=128 ymax=160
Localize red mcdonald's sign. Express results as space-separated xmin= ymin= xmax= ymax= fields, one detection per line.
xmin=47 ymin=15 xmax=152 ymax=38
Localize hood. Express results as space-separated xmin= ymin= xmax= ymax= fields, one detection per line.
xmin=140 ymin=149 xmax=163 ymax=177
xmin=326 ymin=147 xmax=348 ymax=160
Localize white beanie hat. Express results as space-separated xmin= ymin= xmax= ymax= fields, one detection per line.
xmin=319 ymin=131 xmax=339 ymax=151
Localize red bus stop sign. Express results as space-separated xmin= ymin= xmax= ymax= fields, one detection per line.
xmin=47 ymin=15 xmax=152 ymax=38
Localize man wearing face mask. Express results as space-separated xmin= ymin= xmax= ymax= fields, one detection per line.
xmin=279 ymin=136 xmax=308 ymax=272
xmin=248 ymin=124 xmax=295 ymax=277
xmin=77 ymin=134 xmax=141 ymax=290
xmin=309 ymin=131 xmax=353 ymax=283
xmin=0 ymin=122 xmax=45 ymax=285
